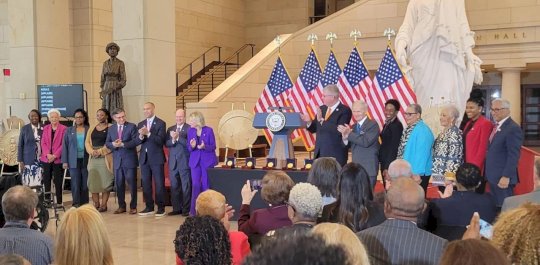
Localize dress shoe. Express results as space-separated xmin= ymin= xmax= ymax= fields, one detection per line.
xmin=129 ymin=208 xmax=138 ymax=215
xmin=167 ymin=211 xmax=182 ymax=216
xmin=114 ymin=208 xmax=126 ymax=214
xmin=155 ymin=209 xmax=166 ymax=217
xmin=138 ymin=208 xmax=154 ymax=216
xmin=181 ymin=212 xmax=190 ymax=217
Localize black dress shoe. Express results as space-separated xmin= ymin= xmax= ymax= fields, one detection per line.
xmin=181 ymin=212 xmax=189 ymax=217
xmin=167 ymin=211 xmax=182 ymax=216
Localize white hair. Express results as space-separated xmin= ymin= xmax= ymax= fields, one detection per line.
xmin=442 ymin=104 xmax=460 ymax=121
xmin=388 ymin=159 xmax=413 ymax=180
xmin=352 ymin=100 xmax=368 ymax=111
xmin=492 ymin=98 xmax=511 ymax=109
xmin=288 ymin=183 xmax=322 ymax=220
xmin=323 ymin=84 xmax=339 ymax=96
xmin=47 ymin=109 xmax=61 ymax=118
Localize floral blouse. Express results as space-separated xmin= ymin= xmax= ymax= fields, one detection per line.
xmin=432 ymin=126 xmax=463 ymax=175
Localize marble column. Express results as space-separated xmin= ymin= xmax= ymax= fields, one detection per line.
xmin=500 ymin=68 xmax=523 ymax=124
xmin=112 ymin=0 xmax=176 ymax=125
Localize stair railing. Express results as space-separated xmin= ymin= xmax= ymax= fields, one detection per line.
xmin=176 ymin=46 xmax=221 ymax=94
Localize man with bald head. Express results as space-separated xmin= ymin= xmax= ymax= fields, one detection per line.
xmin=165 ymin=109 xmax=191 ymax=216
xmin=358 ymin=177 xmax=447 ymax=265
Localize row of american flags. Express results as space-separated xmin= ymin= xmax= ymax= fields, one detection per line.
xmin=254 ymin=44 xmax=417 ymax=151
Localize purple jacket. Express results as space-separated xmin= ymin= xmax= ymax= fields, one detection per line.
xmin=187 ymin=126 xmax=217 ymax=168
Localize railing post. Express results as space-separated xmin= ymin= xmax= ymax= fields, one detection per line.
xmin=211 ymin=73 xmax=214 ymax=89
xmin=218 ymin=47 xmax=221 ymax=62
xmin=197 ymin=84 xmax=200 ymax=101
xmin=236 ymin=52 xmax=239 ymax=66
xmin=189 ymin=64 xmax=193 ymax=85
xmin=251 ymin=44 xmax=254 ymax=57
xmin=225 ymin=64 xmax=227 ymax=78
xmin=203 ymin=53 xmax=206 ymax=70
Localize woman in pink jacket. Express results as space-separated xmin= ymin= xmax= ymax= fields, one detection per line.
xmin=40 ymin=108 xmax=67 ymax=206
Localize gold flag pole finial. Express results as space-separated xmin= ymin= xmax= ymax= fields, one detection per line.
xmin=383 ymin=28 xmax=396 ymax=44
xmin=274 ymin=35 xmax=282 ymax=54
xmin=350 ymin=30 xmax=362 ymax=46
xmin=307 ymin=33 xmax=318 ymax=47
xmin=326 ymin=32 xmax=337 ymax=49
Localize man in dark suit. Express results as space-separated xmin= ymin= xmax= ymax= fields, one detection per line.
xmin=358 ymin=177 xmax=447 ymax=265
xmin=338 ymin=100 xmax=380 ymax=189
xmin=165 ymin=109 xmax=191 ymax=216
xmin=301 ymin=84 xmax=352 ymax=166
xmin=105 ymin=108 xmax=139 ymax=214
xmin=137 ymin=102 xmax=167 ymax=217
xmin=485 ymin=98 xmax=523 ymax=207
xmin=379 ymin=99 xmax=403 ymax=186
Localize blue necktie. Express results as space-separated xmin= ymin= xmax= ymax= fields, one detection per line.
xmin=356 ymin=123 xmax=361 ymax=132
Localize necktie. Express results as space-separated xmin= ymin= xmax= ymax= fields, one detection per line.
xmin=489 ymin=123 xmax=498 ymax=142
xmin=118 ymin=125 xmax=123 ymax=140
xmin=177 ymin=125 xmax=181 ymax=134
xmin=356 ymin=123 xmax=361 ymax=132
xmin=324 ymin=108 xmax=332 ymax=120
xmin=147 ymin=119 xmax=152 ymax=130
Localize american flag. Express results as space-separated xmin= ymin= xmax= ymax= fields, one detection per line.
xmin=254 ymin=57 xmax=294 ymax=143
xmin=312 ymin=51 xmax=342 ymax=110
xmin=287 ymin=49 xmax=323 ymax=150
xmin=368 ymin=45 xmax=416 ymax=128
xmin=337 ymin=47 xmax=373 ymax=122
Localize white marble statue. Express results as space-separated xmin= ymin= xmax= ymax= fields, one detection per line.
xmin=395 ymin=0 xmax=483 ymax=127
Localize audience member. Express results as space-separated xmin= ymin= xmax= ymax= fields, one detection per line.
xmin=187 ymin=111 xmax=218 ymax=215
xmin=427 ymin=163 xmax=497 ymax=240
xmin=40 ymin=108 xmax=67 ymax=205
xmin=312 ymin=223 xmax=371 ymax=265
xmin=379 ymin=99 xmax=404 ymax=188
xmin=238 ymin=171 xmax=294 ymax=236
xmin=55 ymin=204 xmax=114 ymax=265
xmin=174 ymin=215 xmax=231 ymax=265
xmin=485 ymin=98 xmax=523 ymax=206
xmin=384 ymin=159 xmax=415 ymax=190
xmin=0 ymin=254 xmax=30 ymax=265
xmin=17 ymin=109 xmax=43 ymax=187
xmin=85 ymin=108 xmax=113 ymax=212
xmin=192 ymin=190 xmax=249 ymax=265
xmin=267 ymin=183 xmax=322 ymax=237
xmin=358 ymin=177 xmax=447 ymax=265
xmin=243 ymin=233 xmax=350 ymax=265
xmin=502 ymin=158 xmax=540 ymax=211
xmin=62 ymin=108 xmax=90 ymax=207
xmin=492 ymin=203 xmax=540 ymax=264
xmin=431 ymin=105 xmax=463 ymax=177
xmin=397 ymin=104 xmax=434 ymax=192
xmin=439 ymin=239 xmax=510 ymax=265
xmin=307 ymin=157 xmax=341 ymax=206
xmin=0 ymin=186 xmax=53 ymax=265
xmin=319 ymin=163 xmax=385 ymax=232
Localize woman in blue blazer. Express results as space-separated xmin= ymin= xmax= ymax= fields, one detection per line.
xmin=187 ymin=111 xmax=217 ymax=215
xmin=18 ymin=109 xmax=43 ymax=186
xmin=62 ymin=109 xmax=90 ymax=207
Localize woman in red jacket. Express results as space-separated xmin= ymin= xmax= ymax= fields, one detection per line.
xmin=463 ymin=95 xmax=492 ymax=175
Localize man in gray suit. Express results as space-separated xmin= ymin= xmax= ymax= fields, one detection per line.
xmin=165 ymin=109 xmax=191 ymax=216
xmin=358 ymin=177 xmax=447 ymax=265
xmin=502 ymin=158 xmax=540 ymax=211
xmin=338 ymin=100 xmax=380 ymax=189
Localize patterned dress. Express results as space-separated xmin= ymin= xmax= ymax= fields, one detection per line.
xmin=432 ymin=126 xmax=463 ymax=175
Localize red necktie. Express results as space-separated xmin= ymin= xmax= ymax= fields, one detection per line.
xmin=489 ymin=123 xmax=498 ymax=142
xmin=117 ymin=125 xmax=123 ymax=140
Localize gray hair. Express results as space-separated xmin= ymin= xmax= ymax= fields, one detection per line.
xmin=323 ymin=84 xmax=339 ymax=96
xmin=386 ymin=177 xmax=425 ymax=217
xmin=442 ymin=104 xmax=460 ymax=121
xmin=388 ymin=159 xmax=413 ymax=180
xmin=111 ymin=108 xmax=125 ymax=116
xmin=352 ymin=100 xmax=368 ymax=111
xmin=189 ymin=111 xmax=206 ymax=127
xmin=492 ymin=98 xmax=511 ymax=109
xmin=288 ymin=183 xmax=323 ymax=220
xmin=408 ymin=104 xmax=422 ymax=115
xmin=47 ymin=108 xmax=61 ymax=118
xmin=0 ymin=254 xmax=27 ymax=265
xmin=2 ymin=186 xmax=38 ymax=222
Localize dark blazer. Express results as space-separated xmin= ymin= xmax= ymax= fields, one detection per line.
xmin=318 ymin=200 xmax=385 ymax=232
xmin=39 ymin=124 xmax=67 ymax=164
xmin=427 ymin=191 xmax=497 ymax=240
xmin=238 ymin=204 xmax=292 ymax=236
xmin=379 ymin=117 xmax=403 ymax=171
xmin=17 ymin=124 xmax=42 ymax=165
xmin=358 ymin=219 xmax=447 ymax=265
xmin=347 ymin=118 xmax=380 ymax=177
xmin=105 ymin=122 xmax=139 ymax=169
xmin=187 ymin=126 xmax=217 ymax=168
xmin=137 ymin=116 xmax=166 ymax=165
xmin=307 ymin=102 xmax=352 ymax=166
xmin=165 ymin=123 xmax=191 ymax=171
xmin=463 ymin=115 xmax=492 ymax=171
xmin=61 ymin=125 xmax=89 ymax=167
xmin=485 ymin=117 xmax=523 ymax=185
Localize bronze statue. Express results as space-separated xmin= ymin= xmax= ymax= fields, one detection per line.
xmin=100 ymin=42 xmax=126 ymax=111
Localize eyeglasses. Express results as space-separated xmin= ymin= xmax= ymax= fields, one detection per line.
xmin=404 ymin=112 xmax=418 ymax=116
xmin=490 ymin=108 xmax=508 ymax=112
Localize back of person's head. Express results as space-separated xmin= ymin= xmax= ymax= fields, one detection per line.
xmin=243 ymin=233 xmax=350 ymax=265
xmin=307 ymin=157 xmax=341 ymax=198
xmin=387 ymin=159 xmax=412 ymax=180
xmin=492 ymin=203 xmax=540 ymax=264
xmin=385 ymin=177 xmax=425 ymax=219
xmin=261 ymin=171 xmax=295 ymax=205
xmin=55 ymin=204 xmax=113 ymax=265
xmin=337 ymin=163 xmax=373 ymax=232
xmin=195 ymin=189 xmax=226 ymax=219
xmin=288 ymin=183 xmax=322 ymax=222
xmin=312 ymin=223 xmax=371 ymax=265
xmin=0 ymin=254 xmax=30 ymax=265
xmin=456 ymin=163 xmax=482 ymax=190
xmin=1 ymin=186 xmax=38 ymax=222
xmin=440 ymin=239 xmax=509 ymax=265
xmin=174 ymin=215 xmax=231 ymax=265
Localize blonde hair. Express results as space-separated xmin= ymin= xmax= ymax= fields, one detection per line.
xmin=312 ymin=223 xmax=371 ymax=265
xmin=492 ymin=203 xmax=540 ymax=265
xmin=55 ymin=204 xmax=114 ymax=265
xmin=196 ymin=189 xmax=226 ymax=219
xmin=189 ymin=111 xmax=206 ymax=127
